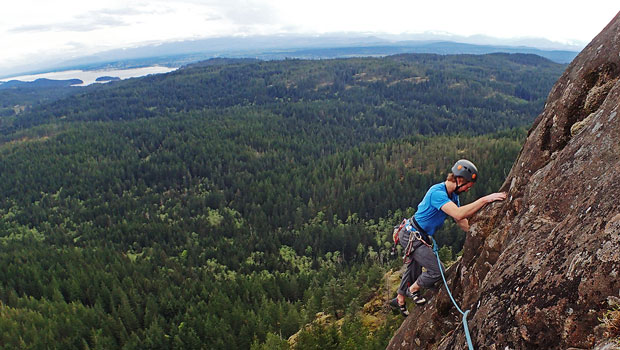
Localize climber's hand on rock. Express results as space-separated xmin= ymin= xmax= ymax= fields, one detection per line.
xmin=485 ymin=192 xmax=507 ymax=203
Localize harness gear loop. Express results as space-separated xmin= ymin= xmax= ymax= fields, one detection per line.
xmin=431 ymin=237 xmax=475 ymax=350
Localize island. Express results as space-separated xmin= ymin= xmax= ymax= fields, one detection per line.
xmin=95 ymin=76 xmax=121 ymax=82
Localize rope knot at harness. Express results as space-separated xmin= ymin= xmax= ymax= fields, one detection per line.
xmin=431 ymin=237 xmax=474 ymax=350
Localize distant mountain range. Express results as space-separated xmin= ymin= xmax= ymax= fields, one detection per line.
xmin=0 ymin=34 xmax=581 ymax=79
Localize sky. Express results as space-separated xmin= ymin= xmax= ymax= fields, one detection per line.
xmin=1 ymin=0 xmax=619 ymax=75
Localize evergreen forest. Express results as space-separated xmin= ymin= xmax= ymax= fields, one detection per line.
xmin=0 ymin=53 xmax=565 ymax=349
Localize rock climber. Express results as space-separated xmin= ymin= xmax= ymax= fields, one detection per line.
xmin=390 ymin=159 xmax=507 ymax=316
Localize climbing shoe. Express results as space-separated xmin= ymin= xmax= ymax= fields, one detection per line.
xmin=406 ymin=290 xmax=427 ymax=305
xmin=389 ymin=298 xmax=409 ymax=317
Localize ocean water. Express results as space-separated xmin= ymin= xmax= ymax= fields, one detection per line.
xmin=1 ymin=66 xmax=177 ymax=86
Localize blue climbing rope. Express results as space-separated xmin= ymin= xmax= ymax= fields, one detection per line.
xmin=431 ymin=237 xmax=474 ymax=350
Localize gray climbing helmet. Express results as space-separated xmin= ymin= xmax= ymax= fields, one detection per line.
xmin=451 ymin=159 xmax=478 ymax=182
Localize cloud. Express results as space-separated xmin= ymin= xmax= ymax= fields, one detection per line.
xmin=9 ymin=11 xmax=129 ymax=33
xmin=7 ymin=1 xmax=279 ymax=37
xmin=176 ymin=0 xmax=281 ymax=27
xmin=220 ymin=0 xmax=279 ymax=25
xmin=97 ymin=6 xmax=149 ymax=17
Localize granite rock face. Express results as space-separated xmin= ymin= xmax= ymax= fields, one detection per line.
xmin=388 ymin=12 xmax=620 ymax=350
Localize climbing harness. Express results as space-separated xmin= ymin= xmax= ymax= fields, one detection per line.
xmin=431 ymin=236 xmax=474 ymax=350
xmin=395 ymin=217 xmax=433 ymax=263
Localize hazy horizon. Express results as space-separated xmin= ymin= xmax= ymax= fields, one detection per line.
xmin=0 ymin=32 xmax=585 ymax=79
xmin=2 ymin=1 xmax=617 ymax=76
